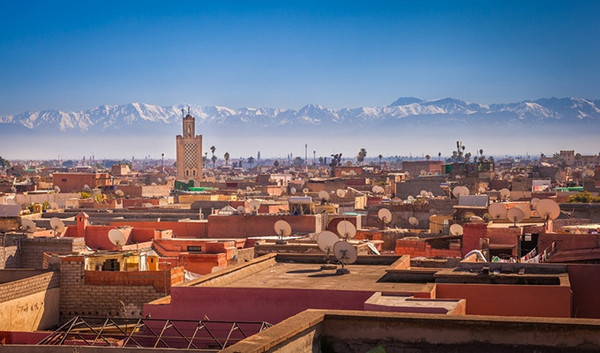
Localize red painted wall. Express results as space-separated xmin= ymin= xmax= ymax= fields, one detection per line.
xmin=462 ymin=223 xmax=487 ymax=257
xmin=207 ymin=214 xmax=320 ymax=238
xmin=145 ymin=287 xmax=374 ymax=324
xmin=568 ymin=264 xmax=600 ymax=318
xmin=110 ymin=221 xmax=208 ymax=238
xmin=436 ymin=283 xmax=572 ymax=318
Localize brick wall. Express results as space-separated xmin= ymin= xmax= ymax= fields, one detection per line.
xmin=0 ymin=235 xmax=20 ymax=269
xmin=18 ymin=237 xmax=86 ymax=270
xmin=59 ymin=257 xmax=181 ymax=323
xmin=0 ymin=272 xmax=59 ymax=303
xmin=395 ymin=239 xmax=461 ymax=258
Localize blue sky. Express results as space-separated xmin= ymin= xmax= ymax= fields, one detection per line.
xmin=0 ymin=0 xmax=598 ymax=115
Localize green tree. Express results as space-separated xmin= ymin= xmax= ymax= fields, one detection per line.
xmin=224 ymin=152 xmax=230 ymax=166
xmin=293 ymin=156 xmax=304 ymax=167
xmin=357 ymin=148 xmax=367 ymax=165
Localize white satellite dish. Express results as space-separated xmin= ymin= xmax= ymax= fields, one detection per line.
xmin=337 ymin=220 xmax=357 ymax=239
xmin=316 ymin=231 xmax=339 ymax=253
xmin=349 ymin=170 xmax=357 ymax=176
xmin=427 ymin=191 xmax=434 ymax=198
xmin=54 ymin=185 xmax=61 ymax=193
xmin=49 ymin=202 xmax=60 ymax=210
xmin=420 ymin=190 xmax=428 ymax=198
xmin=336 ymin=189 xmax=347 ymax=198
xmin=450 ymin=224 xmax=464 ymax=236
xmin=318 ymin=190 xmax=330 ymax=202
xmin=407 ymin=195 xmax=415 ymax=202
xmin=236 ymin=206 xmax=246 ymax=214
xmin=409 ymin=216 xmax=419 ymax=226
xmin=290 ymin=187 xmax=297 ymax=195
xmin=536 ymin=199 xmax=560 ymax=220
xmin=246 ymin=186 xmax=253 ymax=192
xmin=108 ymin=229 xmax=127 ymax=248
xmin=530 ymin=198 xmax=541 ymax=208
xmin=378 ymin=208 xmax=392 ymax=225
xmin=21 ymin=218 xmax=36 ymax=233
xmin=452 ymin=186 xmax=469 ymax=198
xmin=488 ymin=203 xmax=507 ymax=220
xmin=514 ymin=203 xmax=532 ymax=219
xmin=248 ymin=200 xmax=261 ymax=212
xmin=274 ymin=220 xmax=292 ymax=237
xmin=374 ymin=185 xmax=385 ymax=194
xmin=420 ymin=170 xmax=427 ymax=176
xmin=303 ymin=188 xmax=309 ymax=194
xmin=50 ymin=217 xmax=65 ymax=236
xmin=333 ymin=241 xmax=358 ymax=274
xmin=500 ymin=188 xmax=511 ymax=200
xmin=236 ymin=189 xmax=244 ymax=195
xmin=507 ymin=207 xmax=526 ymax=226
xmin=584 ymin=169 xmax=595 ymax=178
xmin=478 ymin=187 xmax=486 ymax=194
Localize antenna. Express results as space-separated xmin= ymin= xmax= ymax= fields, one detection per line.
xmin=449 ymin=224 xmax=464 ymax=236
xmin=317 ymin=230 xmax=339 ymax=269
xmin=108 ymin=229 xmax=127 ymax=249
xmin=21 ymin=218 xmax=36 ymax=234
xmin=318 ymin=190 xmax=330 ymax=203
xmin=452 ymin=186 xmax=469 ymax=198
xmin=336 ymin=220 xmax=356 ymax=240
xmin=507 ymin=207 xmax=525 ymax=227
xmin=274 ymin=220 xmax=292 ymax=244
xmin=409 ymin=216 xmax=419 ymax=226
xmin=488 ymin=203 xmax=507 ymax=220
xmin=236 ymin=206 xmax=246 ymax=214
xmin=49 ymin=217 xmax=65 ymax=237
xmin=248 ymin=200 xmax=261 ymax=213
xmin=514 ymin=203 xmax=531 ymax=219
xmin=377 ymin=208 xmax=392 ymax=227
xmin=500 ymin=188 xmax=511 ymax=201
xmin=336 ymin=189 xmax=347 ymax=198
xmin=536 ymin=199 xmax=560 ymax=223
xmin=333 ymin=241 xmax=357 ymax=275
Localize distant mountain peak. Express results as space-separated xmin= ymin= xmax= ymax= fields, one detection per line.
xmin=388 ymin=97 xmax=423 ymax=107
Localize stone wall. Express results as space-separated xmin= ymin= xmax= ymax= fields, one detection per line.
xmin=0 ymin=235 xmax=22 ymax=269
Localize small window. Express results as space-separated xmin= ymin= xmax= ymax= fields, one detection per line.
xmin=187 ymin=246 xmax=203 ymax=252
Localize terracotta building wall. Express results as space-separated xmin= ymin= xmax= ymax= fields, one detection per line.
xmin=207 ymin=214 xmax=322 ymax=238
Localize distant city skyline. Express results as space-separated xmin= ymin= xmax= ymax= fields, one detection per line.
xmin=1 ymin=1 xmax=599 ymax=115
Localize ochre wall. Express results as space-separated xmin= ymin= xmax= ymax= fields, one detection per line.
xmin=435 ymin=283 xmax=572 ymax=318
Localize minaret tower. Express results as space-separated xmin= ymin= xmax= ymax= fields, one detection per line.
xmin=176 ymin=106 xmax=203 ymax=182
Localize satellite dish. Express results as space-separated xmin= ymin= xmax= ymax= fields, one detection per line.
xmin=108 ymin=229 xmax=127 ymax=248
xmin=114 ymin=189 xmax=124 ymax=197
xmin=536 ymin=199 xmax=560 ymax=220
xmin=500 ymin=188 xmax=511 ymax=200
xmin=336 ymin=220 xmax=357 ymax=239
xmin=427 ymin=191 xmax=434 ymax=198
xmin=246 ymin=186 xmax=253 ymax=192
xmin=378 ymin=208 xmax=392 ymax=225
xmin=333 ymin=241 xmax=358 ymax=274
xmin=142 ymin=203 xmax=153 ymax=208
xmin=21 ymin=218 xmax=36 ymax=233
xmin=248 ymin=200 xmax=261 ymax=212
xmin=303 ymin=188 xmax=309 ymax=194
xmin=54 ymin=186 xmax=61 ymax=193
xmin=274 ymin=220 xmax=292 ymax=237
xmin=372 ymin=185 xmax=384 ymax=194
xmin=452 ymin=186 xmax=469 ymax=198
xmin=419 ymin=190 xmax=428 ymax=198
xmin=236 ymin=206 xmax=246 ymax=214
xmin=584 ymin=169 xmax=595 ymax=178
xmin=478 ymin=187 xmax=486 ymax=194
xmin=349 ymin=170 xmax=357 ymax=176
xmin=450 ymin=224 xmax=464 ymax=236
xmin=488 ymin=203 xmax=507 ymax=220
xmin=290 ymin=187 xmax=297 ymax=195
xmin=49 ymin=202 xmax=59 ymax=210
xmin=336 ymin=189 xmax=347 ymax=198
xmin=236 ymin=189 xmax=244 ymax=195
xmin=318 ymin=190 xmax=330 ymax=202
xmin=530 ymin=198 xmax=541 ymax=208
xmin=50 ymin=217 xmax=65 ymax=235
xmin=514 ymin=203 xmax=532 ymax=219
xmin=409 ymin=216 xmax=419 ymax=226
xmin=316 ymin=231 xmax=339 ymax=253
xmin=420 ymin=170 xmax=427 ymax=176
xmin=407 ymin=195 xmax=415 ymax=202
xmin=507 ymin=207 xmax=525 ymax=226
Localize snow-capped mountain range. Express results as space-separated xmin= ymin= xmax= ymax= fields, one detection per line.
xmin=1 ymin=97 xmax=599 ymax=134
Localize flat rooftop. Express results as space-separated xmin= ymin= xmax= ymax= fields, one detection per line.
xmin=216 ymin=261 xmax=428 ymax=292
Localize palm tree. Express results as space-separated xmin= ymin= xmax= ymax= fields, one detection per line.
xmin=378 ymin=154 xmax=383 ymax=164
xmin=211 ymin=155 xmax=217 ymax=168
xmin=247 ymin=156 xmax=255 ymax=167
xmin=210 ymin=146 xmax=216 ymax=156
xmin=224 ymin=152 xmax=230 ymax=166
